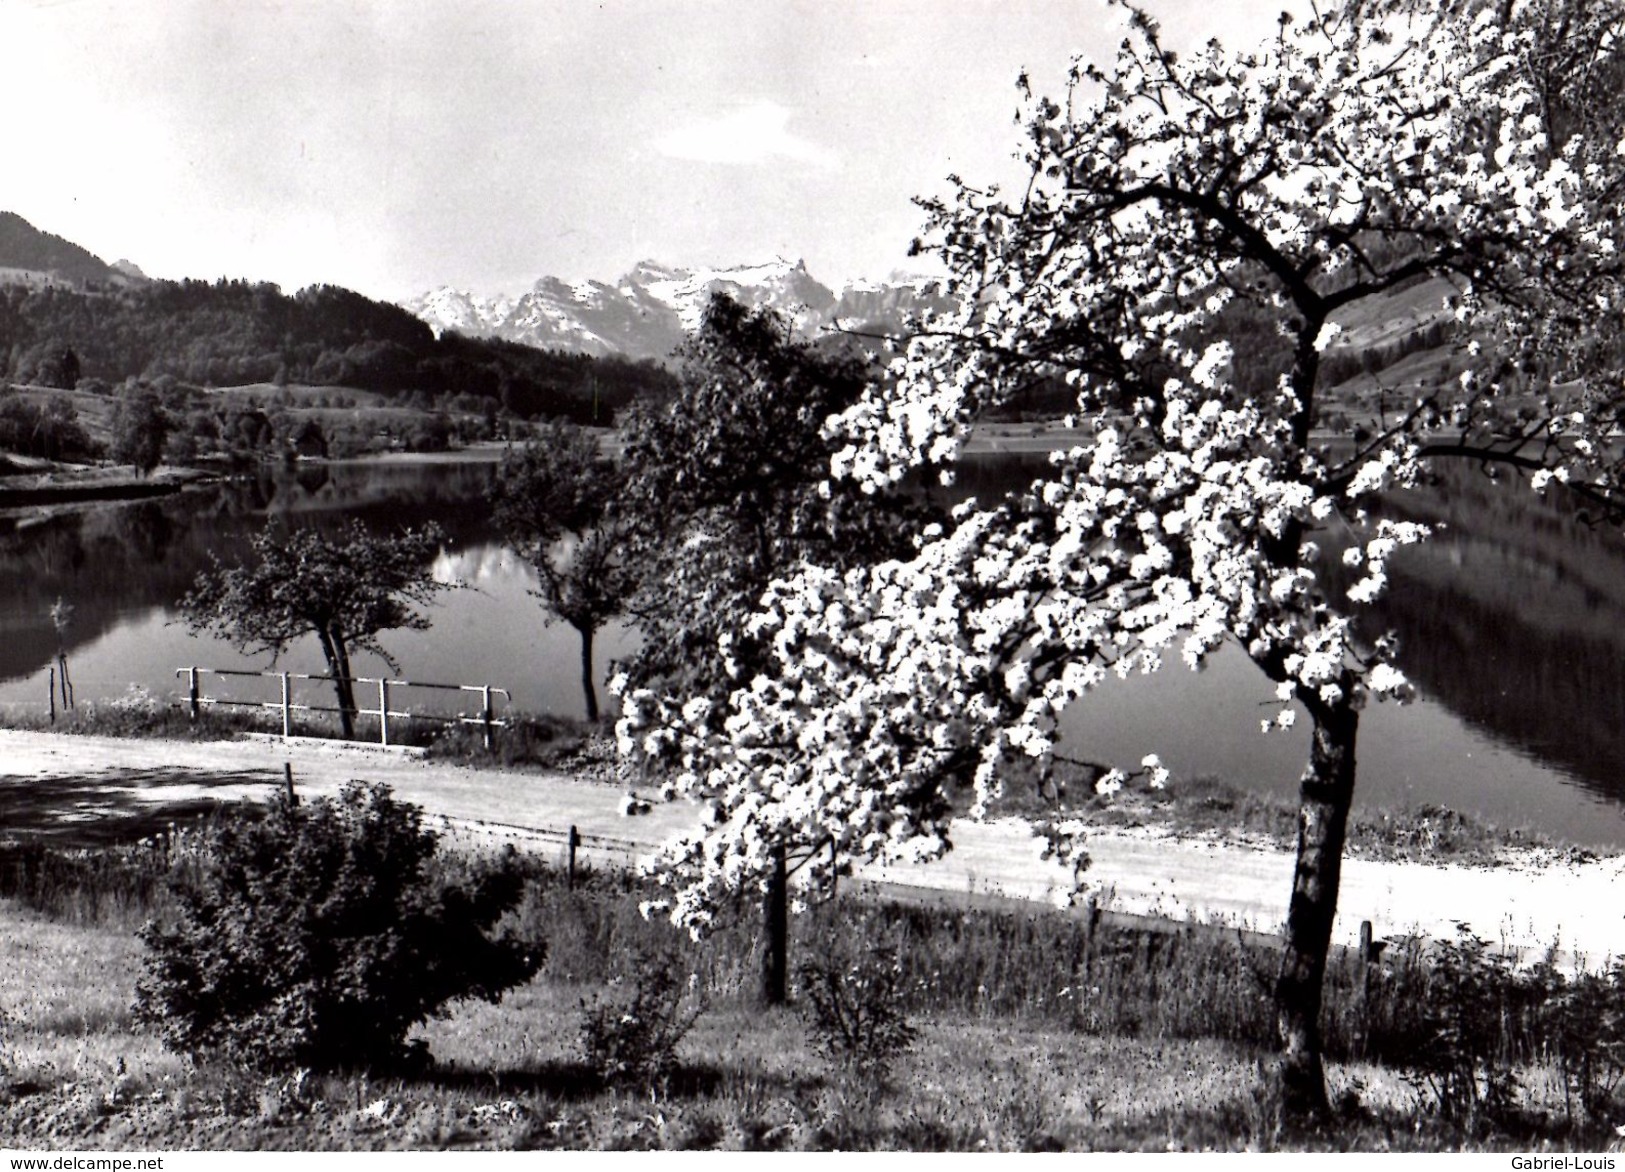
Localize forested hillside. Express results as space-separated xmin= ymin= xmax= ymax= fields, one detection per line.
xmin=0 ymin=278 xmax=675 ymax=423
xmin=0 ymin=212 xmax=124 ymax=286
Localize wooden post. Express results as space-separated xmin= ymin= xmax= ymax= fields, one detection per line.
xmin=378 ymin=679 xmax=390 ymax=747
xmin=1082 ymin=894 xmax=1103 ymax=972
xmin=48 ymin=666 xmax=56 ymax=724
xmin=1358 ymin=919 xmax=1374 ymax=1060
xmin=187 ymin=667 xmax=200 ymax=719
xmin=568 ymin=825 xmax=580 ymax=890
xmin=284 ymin=762 xmax=298 ymax=806
xmin=280 ymin=672 xmax=292 ymax=739
xmin=762 ymin=843 xmax=789 ymax=1007
xmin=481 ymin=685 xmax=494 ymax=752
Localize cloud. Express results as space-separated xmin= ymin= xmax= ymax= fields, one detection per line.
xmin=656 ymin=102 xmax=839 ymax=169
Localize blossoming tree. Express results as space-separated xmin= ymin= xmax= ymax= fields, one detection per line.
xmin=620 ymin=0 xmax=1625 ymax=1116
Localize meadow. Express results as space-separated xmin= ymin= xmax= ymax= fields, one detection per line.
xmin=0 ymin=801 xmax=1620 ymax=1153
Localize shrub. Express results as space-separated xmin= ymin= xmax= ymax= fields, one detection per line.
xmin=578 ymin=947 xmax=705 ymax=1089
xmin=1532 ymin=958 xmax=1625 ymax=1130
xmin=798 ymin=944 xmax=917 ymax=1081
xmin=135 ymin=781 xmax=542 ymax=1073
xmin=1390 ymin=925 xmax=1522 ymax=1132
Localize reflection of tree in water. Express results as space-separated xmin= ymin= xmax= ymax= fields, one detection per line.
xmin=111 ymin=502 xmax=175 ymax=566
xmin=48 ymin=595 xmax=74 ymax=714
xmin=0 ymin=462 xmax=503 ymax=686
xmin=1370 ymin=570 xmax=1625 ymax=804
xmin=293 ymin=463 xmax=331 ymax=496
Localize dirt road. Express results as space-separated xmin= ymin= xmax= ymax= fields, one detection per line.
xmin=2 ymin=728 xmax=1619 ymax=964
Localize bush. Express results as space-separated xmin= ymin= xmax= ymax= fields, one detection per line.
xmin=135 ymin=781 xmax=543 ymax=1073
xmin=1390 ymin=925 xmax=1522 ymax=1133
xmin=578 ymin=947 xmax=705 ymax=1089
xmin=798 ymin=944 xmax=917 ymax=1081
xmin=1531 ymin=958 xmax=1625 ymax=1130
xmin=0 ymin=392 xmax=97 ymax=462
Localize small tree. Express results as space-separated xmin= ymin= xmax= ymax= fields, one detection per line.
xmin=136 ymin=781 xmax=542 ymax=1072
xmin=491 ymin=421 xmax=637 ymax=722
xmin=110 ymin=389 xmax=169 ymax=476
xmin=617 ymin=294 xmax=930 ymax=706
xmin=613 ymin=294 xmax=935 ymax=1001
xmin=35 ymin=345 xmax=79 ymax=391
xmin=180 ymin=520 xmax=451 ymax=738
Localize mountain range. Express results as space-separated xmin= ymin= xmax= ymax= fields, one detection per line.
xmin=401 ymin=258 xmax=951 ymax=362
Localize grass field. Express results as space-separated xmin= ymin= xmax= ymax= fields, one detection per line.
xmin=0 ymin=888 xmax=1406 ymax=1152
xmin=0 ymin=810 xmax=1620 ymax=1152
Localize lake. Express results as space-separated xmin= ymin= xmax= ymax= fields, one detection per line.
xmin=3 ymin=452 xmax=1623 ymax=848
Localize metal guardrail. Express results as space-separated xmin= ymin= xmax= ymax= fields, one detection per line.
xmin=175 ymin=666 xmax=511 ymax=750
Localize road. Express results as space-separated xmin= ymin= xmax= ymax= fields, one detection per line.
xmin=1 ymin=728 xmax=1620 ymax=965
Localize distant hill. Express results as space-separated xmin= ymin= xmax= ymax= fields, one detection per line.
xmin=0 ymin=277 xmax=675 ymax=422
xmin=0 ymin=213 xmax=676 ymax=422
xmin=0 ymin=209 xmax=1464 ymax=429
xmin=0 ymin=212 xmax=129 ymax=287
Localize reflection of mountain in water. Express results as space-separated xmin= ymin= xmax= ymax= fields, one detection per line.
xmin=1339 ymin=464 xmax=1625 ymax=805
xmin=0 ymin=461 xmax=501 ymax=686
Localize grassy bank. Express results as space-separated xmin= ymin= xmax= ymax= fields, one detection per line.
xmin=0 ymin=819 xmax=1621 ymax=1151
xmin=1028 ymin=771 xmax=1585 ymax=868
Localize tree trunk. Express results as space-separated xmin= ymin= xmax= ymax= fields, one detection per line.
xmin=332 ymin=639 xmax=358 ymax=740
xmin=1276 ymin=695 xmax=1359 ymax=1121
xmin=577 ymin=623 xmax=599 ymax=722
xmin=316 ymin=626 xmax=358 ymax=740
xmin=761 ymin=843 xmax=788 ymax=1007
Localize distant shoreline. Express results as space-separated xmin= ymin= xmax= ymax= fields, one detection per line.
xmin=0 ymin=442 xmax=516 ymax=516
xmin=0 ymin=463 xmax=216 ymax=514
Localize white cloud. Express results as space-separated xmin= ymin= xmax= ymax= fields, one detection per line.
xmin=656 ymin=102 xmax=840 ymax=169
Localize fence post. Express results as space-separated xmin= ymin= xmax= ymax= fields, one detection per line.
xmin=568 ymin=825 xmax=580 ymax=890
xmin=187 ymin=667 xmax=200 ymax=719
xmin=379 ymin=679 xmax=390 ymax=747
xmin=280 ymin=671 xmax=292 ymax=739
xmin=481 ymin=685 xmax=494 ymax=752
xmin=48 ymin=666 xmax=56 ymax=724
xmin=284 ymin=761 xmax=298 ymax=806
xmin=1358 ymin=919 xmax=1374 ymax=1059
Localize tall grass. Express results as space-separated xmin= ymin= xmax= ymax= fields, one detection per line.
xmin=0 ymin=827 xmax=1572 ymax=1066
xmin=0 ymin=831 xmax=215 ymax=929
xmin=6 ymin=824 xmax=1624 ymax=1148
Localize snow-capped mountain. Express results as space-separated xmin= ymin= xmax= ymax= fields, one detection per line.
xmin=407 ymin=287 xmax=516 ymax=338
xmin=402 ymin=258 xmax=948 ymax=362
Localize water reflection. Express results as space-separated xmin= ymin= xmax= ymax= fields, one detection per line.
xmin=1356 ymin=465 xmax=1625 ymax=813
xmin=0 ymin=461 xmax=508 ymax=695
xmin=2 ymin=454 xmax=1624 ymax=844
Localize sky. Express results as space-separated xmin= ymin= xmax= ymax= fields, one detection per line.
xmin=1 ymin=0 xmax=1294 ymax=303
